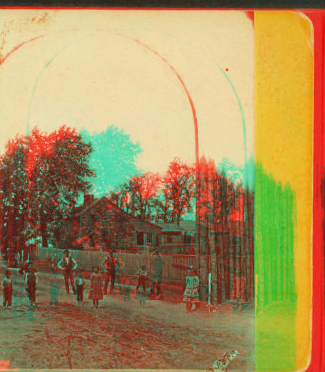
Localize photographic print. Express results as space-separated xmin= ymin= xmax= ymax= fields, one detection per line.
xmin=0 ymin=9 xmax=316 ymax=372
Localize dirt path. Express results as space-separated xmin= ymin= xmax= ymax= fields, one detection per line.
xmin=0 ymin=266 xmax=254 ymax=370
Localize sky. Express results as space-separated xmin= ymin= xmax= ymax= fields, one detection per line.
xmin=0 ymin=10 xmax=254 ymax=192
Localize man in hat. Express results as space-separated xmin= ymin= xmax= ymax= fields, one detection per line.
xmin=150 ymin=249 xmax=166 ymax=296
xmin=58 ymin=249 xmax=77 ymax=294
xmin=112 ymin=251 xmax=124 ymax=294
xmin=25 ymin=263 xmax=38 ymax=308
xmin=103 ymin=251 xmax=116 ymax=295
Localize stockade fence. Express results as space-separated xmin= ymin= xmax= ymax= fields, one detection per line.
xmin=35 ymin=246 xmax=196 ymax=282
xmin=34 ymin=246 xmax=254 ymax=302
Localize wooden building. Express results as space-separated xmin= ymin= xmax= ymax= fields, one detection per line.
xmin=60 ymin=195 xmax=162 ymax=252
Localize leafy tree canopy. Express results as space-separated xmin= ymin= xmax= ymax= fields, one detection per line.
xmin=80 ymin=126 xmax=142 ymax=200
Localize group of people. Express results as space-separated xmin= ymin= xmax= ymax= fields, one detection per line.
xmin=2 ymin=248 xmax=172 ymax=311
xmin=2 ymin=249 xmax=246 ymax=313
xmin=1 ymin=260 xmax=39 ymax=310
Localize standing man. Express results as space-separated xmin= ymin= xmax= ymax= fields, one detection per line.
xmin=103 ymin=251 xmax=116 ymax=295
xmin=113 ymin=252 xmax=124 ymax=294
xmin=58 ymin=249 xmax=77 ymax=294
xmin=150 ymin=249 xmax=166 ymax=296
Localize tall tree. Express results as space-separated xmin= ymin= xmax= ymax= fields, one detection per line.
xmin=160 ymin=158 xmax=195 ymax=225
xmin=198 ymin=157 xmax=243 ymax=304
xmin=0 ymin=137 xmax=29 ymax=263
xmin=110 ymin=172 xmax=161 ymax=221
xmin=29 ymin=126 xmax=94 ymax=246
xmin=80 ymin=126 xmax=142 ymax=197
xmin=0 ymin=126 xmax=94 ymax=261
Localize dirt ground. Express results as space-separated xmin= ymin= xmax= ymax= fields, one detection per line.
xmin=0 ymin=265 xmax=255 ymax=370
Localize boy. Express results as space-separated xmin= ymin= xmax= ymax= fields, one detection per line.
xmin=3 ymin=270 xmax=12 ymax=310
xmin=74 ymin=269 xmax=85 ymax=305
xmin=136 ymin=264 xmax=148 ymax=293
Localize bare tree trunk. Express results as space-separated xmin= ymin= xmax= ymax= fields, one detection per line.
xmin=220 ymin=231 xmax=226 ymax=303
xmin=211 ymin=224 xmax=218 ymax=305
xmin=41 ymin=213 xmax=48 ymax=248
xmin=7 ymin=162 xmax=14 ymax=267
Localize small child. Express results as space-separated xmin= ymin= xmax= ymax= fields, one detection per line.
xmin=136 ymin=264 xmax=148 ymax=292
xmin=3 ymin=270 xmax=12 ymax=310
xmin=183 ymin=266 xmax=200 ymax=313
xmin=49 ymin=269 xmax=60 ymax=308
xmin=123 ymin=277 xmax=131 ymax=302
xmin=74 ymin=269 xmax=85 ymax=305
xmin=25 ymin=265 xmax=37 ymax=309
xmin=135 ymin=264 xmax=149 ymax=308
xmin=136 ymin=286 xmax=149 ymax=308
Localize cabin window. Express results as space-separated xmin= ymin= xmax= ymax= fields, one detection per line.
xmin=137 ymin=232 xmax=144 ymax=246
xmin=147 ymin=233 xmax=153 ymax=244
xmin=167 ymin=233 xmax=173 ymax=244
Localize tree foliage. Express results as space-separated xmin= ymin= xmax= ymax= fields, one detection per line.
xmin=198 ymin=156 xmax=242 ymax=226
xmin=0 ymin=126 xmax=94 ymax=256
xmin=110 ymin=172 xmax=161 ymax=221
xmin=80 ymin=126 xmax=142 ymax=197
xmin=158 ymin=158 xmax=195 ymax=225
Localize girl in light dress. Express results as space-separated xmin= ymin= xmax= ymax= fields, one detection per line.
xmin=89 ymin=266 xmax=103 ymax=309
xmin=183 ymin=266 xmax=200 ymax=313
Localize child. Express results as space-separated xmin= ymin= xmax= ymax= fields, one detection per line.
xmin=19 ymin=259 xmax=31 ymax=281
xmin=183 ymin=266 xmax=200 ymax=313
xmin=3 ymin=270 xmax=12 ymax=310
xmin=25 ymin=265 xmax=37 ymax=309
xmin=49 ymin=269 xmax=60 ymax=308
xmin=136 ymin=264 xmax=148 ymax=293
xmin=74 ymin=269 xmax=85 ymax=305
xmin=136 ymin=285 xmax=149 ymax=308
xmin=89 ymin=266 xmax=103 ymax=309
xmin=135 ymin=264 xmax=149 ymax=308
xmin=123 ymin=277 xmax=131 ymax=303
